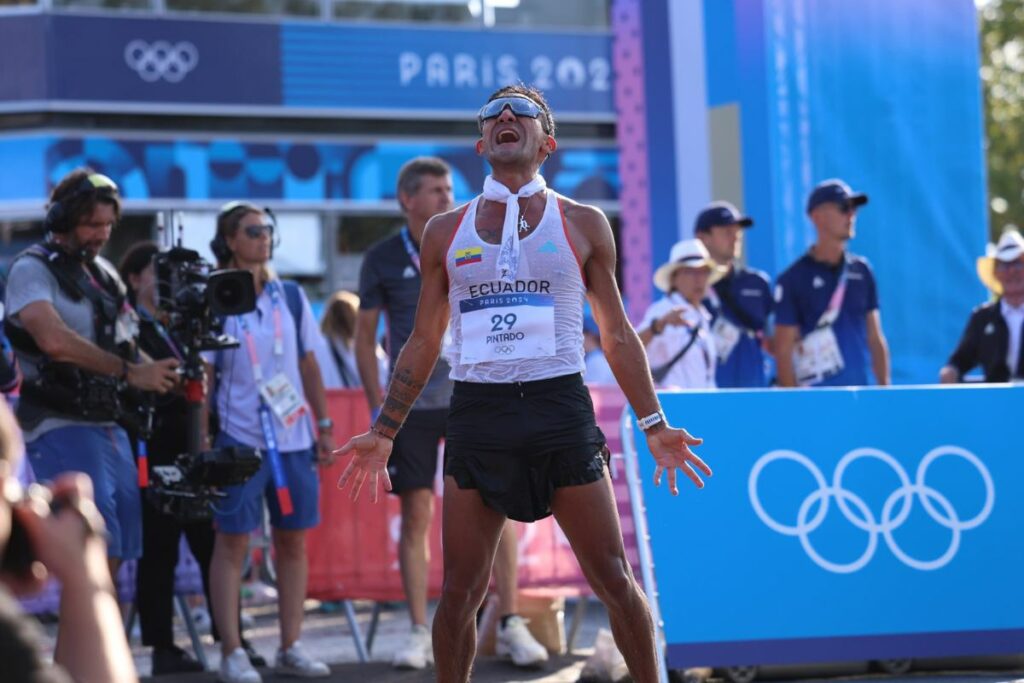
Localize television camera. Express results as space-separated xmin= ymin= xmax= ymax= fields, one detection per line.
xmin=144 ymin=238 xmax=262 ymax=521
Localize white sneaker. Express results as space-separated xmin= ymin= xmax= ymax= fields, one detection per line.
xmin=392 ymin=624 xmax=433 ymax=669
xmin=219 ymin=647 xmax=262 ymax=683
xmin=496 ymin=615 xmax=549 ymax=667
xmin=275 ymin=640 xmax=330 ymax=678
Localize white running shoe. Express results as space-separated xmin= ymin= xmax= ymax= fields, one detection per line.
xmin=392 ymin=624 xmax=433 ymax=669
xmin=219 ymin=647 xmax=262 ymax=683
xmin=496 ymin=615 xmax=550 ymax=667
xmin=274 ymin=640 xmax=330 ymax=678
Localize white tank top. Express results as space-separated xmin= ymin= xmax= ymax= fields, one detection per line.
xmin=445 ymin=191 xmax=586 ymax=383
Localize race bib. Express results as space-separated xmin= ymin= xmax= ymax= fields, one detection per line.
xmin=459 ymin=293 xmax=556 ymax=364
xmin=259 ymin=371 xmax=306 ymax=428
xmin=794 ymin=326 xmax=845 ymax=386
xmin=712 ymin=316 xmax=742 ymax=362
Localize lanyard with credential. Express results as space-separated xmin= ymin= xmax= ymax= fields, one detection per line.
xmin=400 ymin=227 xmax=421 ymax=274
xmin=816 ymin=260 xmax=849 ymax=329
xmin=138 ymin=308 xmax=184 ymax=361
xmin=238 ymin=297 xmax=294 ymax=516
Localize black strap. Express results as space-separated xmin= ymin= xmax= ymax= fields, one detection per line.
xmin=1016 ymin=319 xmax=1024 ymax=379
xmin=330 ymin=343 xmax=353 ymax=388
xmin=11 ymin=245 xmax=124 ymax=352
xmin=714 ymin=279 xmax=760 ymax=333
xmin=650 ymin=325 xmax=701 ymax=384
xmin=279 ymin=280 xmax=306 ymax=357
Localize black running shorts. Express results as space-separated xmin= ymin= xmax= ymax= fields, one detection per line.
xmin=388 ymin=408 xmax=447 ymax=494
xmin=443 ymin=373 xmax=608 ymax=522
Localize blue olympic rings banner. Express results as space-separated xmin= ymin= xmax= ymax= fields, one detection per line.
xmin=630 ymin=386 xmax=1024 ymax=668
xmin=0 ymin=14 xmax=612 ymax=119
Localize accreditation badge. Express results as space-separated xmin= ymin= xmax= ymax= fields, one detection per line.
xmin=711 ymin=316 xmax=742 ymax=362
xmin=115 ymin=305 xmax=140 ymax=345
xmin=459 ymin=293 xmax=556 ymax=364
xmin=794 ymin=325 xmax=845 ymax=386
xmin=259 ymin=371 xmax=307 ymax=428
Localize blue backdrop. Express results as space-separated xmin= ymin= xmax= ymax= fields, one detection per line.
xmin=631 ymin=387 xmax=1024 ymax=668
xmin=0 ymin=135 xmax=618 ymax=205
xmin=713 ymin=0 xmax=989 ymax=384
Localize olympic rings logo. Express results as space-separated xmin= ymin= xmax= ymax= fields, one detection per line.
xmin=748 ymin=446 xmax=994 ymax=574
xmin=124 ymin=40 xmax=199 ymax=83
xmin=493 ymin=345 xmax=516 ymax=355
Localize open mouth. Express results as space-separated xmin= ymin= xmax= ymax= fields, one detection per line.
xmin=496 ymin=129 xmax=520 ymax=144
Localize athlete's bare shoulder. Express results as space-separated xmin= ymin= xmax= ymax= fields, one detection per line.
xmin=421 ymin=202 xmax=470 ymax=259
xmin=555 ymin=195 xmax=613 ymax=261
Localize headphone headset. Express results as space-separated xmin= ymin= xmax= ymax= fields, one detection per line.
xmin=210 ymin=201 xmax=279 ymax=266
xmin=44 ymin=173 xmax=120 ymax=235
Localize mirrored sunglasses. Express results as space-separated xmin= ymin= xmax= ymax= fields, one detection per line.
xmin=477 ymin=96 xmax=548 ymax=131
xmin=242 ymin=224 xmax=274 ymax=239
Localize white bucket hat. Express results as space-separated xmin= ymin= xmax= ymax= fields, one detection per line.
xmin=976 ymin=229 xmax=1024 ymax=295
xmin=652 ymin=239 xmax=726 ymax=293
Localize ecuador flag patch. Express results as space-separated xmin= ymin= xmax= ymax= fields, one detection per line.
xmin=455 ymin=246 xmax=483 ymax=267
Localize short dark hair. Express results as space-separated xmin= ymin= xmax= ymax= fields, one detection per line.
xmin=48 ymin=167 xmax=122 ymax=232
xmin=118 ymin=240 xmax=160 ymax=304
xmin=396 ymin=157 xmax=451 ymax=214
xmin=483 ymin=85 xmax=556 ymax=137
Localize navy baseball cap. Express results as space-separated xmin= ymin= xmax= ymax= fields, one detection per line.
xmin=694 ymin=201 xmax=754 ymax=233
xmin=806 ymin=179 xmax=868 ymax=214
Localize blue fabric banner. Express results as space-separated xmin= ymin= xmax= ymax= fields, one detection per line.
xmin=632 ymin=387 xmax=1024 ymax=668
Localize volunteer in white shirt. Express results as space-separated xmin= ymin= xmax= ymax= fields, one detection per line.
xmin=638 ymin=239 xmax=722 ymax=389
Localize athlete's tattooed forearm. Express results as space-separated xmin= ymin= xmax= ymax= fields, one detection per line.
xmin=376 ymin=413 xmax=402 ymax=432
xmin=383 ymin=395 xmax=411 ymax=415
xmin=374 ymin=368 xmax=428 ymax=438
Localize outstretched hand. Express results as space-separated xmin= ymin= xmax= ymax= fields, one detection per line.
xmin=334 ymin=431 xmax=394 ymax=503
xmin=646 ymin=425 xmax=711 ymax=496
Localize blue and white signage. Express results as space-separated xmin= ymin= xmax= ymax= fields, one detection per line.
xmin=0 ymin=134 xmax=618 ymax=209
xmin=281 ymin=24 xmax=611 ymax=118
xmin=631 ymin=386 xmax=1024 ymax=668
xmin=0 ymin=13 xmax=612 ymax=120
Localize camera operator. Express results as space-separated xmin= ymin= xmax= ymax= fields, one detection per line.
xmin=0 ymin=399 xmax=138 ymax=683
xmin=2 ymin=168 xmax=179 ymax=645
xmin=205 ymin=202 xmax=335 ymax=683
xmin=119 ymin=241 xmax=263 ymax=676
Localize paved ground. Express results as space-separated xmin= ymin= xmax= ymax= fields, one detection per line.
xmin=35 ymin=595 xmax=1024 ymax=683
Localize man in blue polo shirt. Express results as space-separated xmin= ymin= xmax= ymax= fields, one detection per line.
xmin=774 ymin=179 xmax=890 ymax=387
xmin=695 ymin=201 xmax=772 ymax=387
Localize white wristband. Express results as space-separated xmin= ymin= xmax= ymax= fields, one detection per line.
xmin=638 ymin=410 xmax=665 ymax=431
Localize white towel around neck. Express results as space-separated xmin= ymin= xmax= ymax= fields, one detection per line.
xmin=482 ymin=174 xmax=548 ymax=283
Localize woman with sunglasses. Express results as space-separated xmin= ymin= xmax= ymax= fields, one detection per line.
xmin=205 ymin=204 xmax=334 ymax=683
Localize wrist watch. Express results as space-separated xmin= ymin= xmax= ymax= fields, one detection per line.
xmin=317 ymin=417 xmax=334 ymax=434
xmin=637 ymin=410 xmax=666 ymax=432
